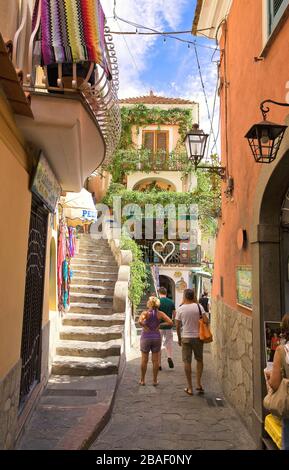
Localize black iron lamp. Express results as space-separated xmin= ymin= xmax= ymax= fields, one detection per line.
xmin=185 ymin=124 xmax=226 ymax=178
xmin=245 ymin=100 xmax=289 ymax=163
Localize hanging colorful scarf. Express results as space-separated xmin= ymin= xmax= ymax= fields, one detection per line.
xmin=62 ymin=258 xmax=70 ymax=309
xmin=57 ymin=223 xmax=66 ymax=294
xmin=33 ymin=0 xmax=111 ymax=78
xmin=68 ymin=226 xmax=75 ymax=258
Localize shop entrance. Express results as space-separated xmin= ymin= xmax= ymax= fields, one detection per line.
xmin=19 ymin=194 xmax=48 ymax=408
xmin=251 ymin=147 xmax=289 ymax=445
xmin=159 ymin=275 xmax=175 ymax=301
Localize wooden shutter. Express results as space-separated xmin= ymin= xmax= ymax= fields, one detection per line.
xmin=269 ymin=0 xmax=289 ymax=34
xmin=156 ymin=131 xmax=168 ymax=164
xmin=142 ymin=131 xmax=154 ymax=164
xmin=143 ymin=131 xmax=154 ymax=151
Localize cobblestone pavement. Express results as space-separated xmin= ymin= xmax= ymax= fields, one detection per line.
xmin=91 ymin=334 xmax=256 ymax=450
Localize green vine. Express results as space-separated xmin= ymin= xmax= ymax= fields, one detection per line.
xmin=120 ymin=233 xmax=148 ymax=308
xmin=118 ymin=104 xmax=193 ymax=148
xmin=102 ymin=175 xmax=220 ymax=236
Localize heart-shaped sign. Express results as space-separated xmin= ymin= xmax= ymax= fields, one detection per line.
xmin=152 ymin=241 xmax=176 ymax=264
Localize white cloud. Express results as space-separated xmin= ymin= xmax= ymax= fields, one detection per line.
xmin=103 ymin=0 xmax=188 ymax=98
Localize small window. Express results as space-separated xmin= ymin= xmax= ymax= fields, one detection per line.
xmin=268 ymin=0 xmax=289 ymax=35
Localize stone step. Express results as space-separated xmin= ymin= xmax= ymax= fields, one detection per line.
xmin=52 ymin=355 xmax=119 ymax=376
xmin=59 ymin=325 xmax=123 ymax=342
xmin=56 ymin=339 xmax=122 ymax=358
xmin=62 ymin=312 xmax=125 ymax=327
xmin=72 ymin=254 xmax=116 ymax=261
xmin=69 ymin=293 xmax=113 ymax=304
xmin=56 ymin=339 xmax=121 ymax=357
xmin=75 ymin=255 xmax=115 ymax=262
xmin=69 ymin=303 xmax=113 ymax=314
xmin=80 ymin=238 xmax=109 ymax=247
xmin=70 ymin=277 xmax=116 ymax=286
xmin=70 ymin=284 xmax=115 ymax=295
xmin=78 ymin=248 xmax=113 ymax=255
xmin=71 ymin=265 xmax=118 ymax=273
xmin=71 ymin=259 xmax=117 ymax=267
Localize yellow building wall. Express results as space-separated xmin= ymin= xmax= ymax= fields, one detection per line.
xmin=0 ymin=93 xmax=31 ymax=379
xmin=0 ymin=93 xmax=31 ymax=378
xmin=0 ymin=0 xmax=18 ymax=41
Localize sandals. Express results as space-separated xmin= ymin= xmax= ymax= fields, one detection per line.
xmin=153 ymin=382 xmax=159 ymax=386
xmin=196 ymin=387 xmax=205 ymax=394
xmin=139 ymin=381 xmax=145 ymax=386
xmin=184 ymin=388 xmax=193 ymax=396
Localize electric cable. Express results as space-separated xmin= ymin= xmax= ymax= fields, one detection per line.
xmin=113 ymin=13 xmax=218 ymax=51
xmin=193 ymin=43 xmax=218 ymax=152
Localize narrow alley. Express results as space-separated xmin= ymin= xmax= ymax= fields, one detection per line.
xmin=2 ymin=0 xmax=289 ymax=456
xmin=90 ymin=337 xmax=255 ymax=451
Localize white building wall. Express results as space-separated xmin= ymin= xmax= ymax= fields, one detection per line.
xmin=158 ymin=266 xmax=192 ymax=308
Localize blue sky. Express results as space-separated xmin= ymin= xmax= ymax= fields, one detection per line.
xmin=103 ymin=0 xmax=220 ymax=156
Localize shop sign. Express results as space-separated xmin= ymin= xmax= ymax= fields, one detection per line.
xmin=31 ymin=152 xmax=61 ymax=213
xmin=236 ymin=266 xmax=252 ymax=310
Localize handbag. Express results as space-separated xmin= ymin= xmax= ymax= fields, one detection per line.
xmin=197 ymin=304 xmax=213 ymax=343
xmin=263 ymin=347 xmax=289 ymax=418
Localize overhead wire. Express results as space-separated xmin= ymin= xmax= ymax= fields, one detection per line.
xmin=205 ymin=65 xmax=219 ymax=160
xmin=193 ymin=43 xmax=218 ymax=154
xmin=113 ymin=14 xmax=218 ymax=51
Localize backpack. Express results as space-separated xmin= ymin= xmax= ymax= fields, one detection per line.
xmin=199 ymin=296 xmax=209 ymax=313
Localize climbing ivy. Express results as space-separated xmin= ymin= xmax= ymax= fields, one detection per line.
xmin=118 ymin=104 xmax=193 ymax=148
xmin=102 ymin=173 xmax=221 ymax=237
xmin=120 ymin=233 xmax=148 ymax=308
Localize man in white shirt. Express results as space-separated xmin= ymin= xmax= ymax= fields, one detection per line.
xmin=176 ymin=289 xmax=209 ymax=396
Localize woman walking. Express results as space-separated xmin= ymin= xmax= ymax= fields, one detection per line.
xmin=265 ymin=313 xmax=289 ymax=450
xmin=138 ymin=296 xmax=173 ymax=386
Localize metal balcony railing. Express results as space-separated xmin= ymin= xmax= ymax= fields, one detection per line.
xmin=12 ymin=0 xmax=121 ymax=165
xmin=118 ymin=149 xmax=189 ymax=172
xmin=138 ymin=240 xmax=202 ymax=265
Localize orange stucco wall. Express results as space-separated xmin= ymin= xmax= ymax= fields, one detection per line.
xmin=0 ymin=93 xmax=31 ymax=378
xmin=87 ymin=171 xmax=111 ymax=202
xmin=213 ymin=0 xmax=289 ymax=312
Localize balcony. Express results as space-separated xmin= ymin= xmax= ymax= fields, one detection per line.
xmin=12 ymin=0 xmax=121 ymax=192
xmin=138 ymin=240 xmax=202 ymax=266
xmin=121 ymin=149 xmax=189 ymax=172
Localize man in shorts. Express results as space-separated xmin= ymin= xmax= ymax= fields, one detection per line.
xmin=158 ymin=287 xmax=176 ymax=370
xmin=175 ymin=289 xmax=209 ymax=395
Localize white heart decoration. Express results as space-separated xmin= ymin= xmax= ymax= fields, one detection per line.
xmin=152 ymin=241 xmax=176 ymax=264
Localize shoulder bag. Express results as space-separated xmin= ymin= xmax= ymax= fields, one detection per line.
xmin=197 ymin=304 xmax=213 ymax=343
xmin=263 ymin=346 xmax=289 ymax=417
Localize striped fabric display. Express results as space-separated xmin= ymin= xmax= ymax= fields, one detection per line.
xmin=35 ymin=0 xmax=110 ymax=77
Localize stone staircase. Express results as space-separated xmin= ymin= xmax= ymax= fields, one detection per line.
xmin=52 ymin=235 xmax=125 ymax=377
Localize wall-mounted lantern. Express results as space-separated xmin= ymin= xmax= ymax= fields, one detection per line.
xmin=185 ymin=124 xmax=226 ymax=178
xmin=245 ymin=100 xmax=289 ymax=163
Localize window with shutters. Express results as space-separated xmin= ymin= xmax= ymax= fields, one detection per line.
xmin=268 ymin=0 xmax=289 ymax=35
xmin=142 ymin=130 xmax=169 ymax=168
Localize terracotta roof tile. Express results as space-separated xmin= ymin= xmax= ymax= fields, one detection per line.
xmin=119 ymin=91 xmax=196 ymax=106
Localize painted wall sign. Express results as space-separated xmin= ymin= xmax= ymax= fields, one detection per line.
xmin=176 ymin=277 xmax=187 ymax=292
xmin=31 ymin=152 xmax=61 ymax=213
xmin=236 ymin=266 xmax=252 ymax=309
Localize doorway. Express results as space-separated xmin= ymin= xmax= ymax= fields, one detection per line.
xmin=19 ymin=194 xmax=48 ymax=408
xmin=159 ymin=275 xmax=175 ymax=301
xmin=251 ymin=147 xmax=289 ymax=443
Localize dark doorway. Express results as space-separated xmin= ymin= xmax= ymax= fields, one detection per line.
xmin=159 ymin=275 xmax=175 ymax=301
xmin=19 ymin=194 xmax=48 ymax=408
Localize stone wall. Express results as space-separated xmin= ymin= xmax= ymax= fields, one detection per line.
xmin=211 ymin=299 xmax=253 ymax=431
xmin=0 ymin=360 xmax=21 ymax=449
